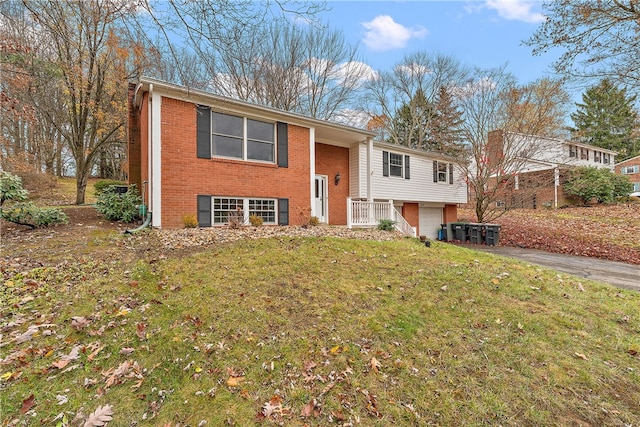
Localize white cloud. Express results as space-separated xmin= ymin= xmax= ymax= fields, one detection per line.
xmin=395 ymin=63 xmax=431 ymax=77
xmin=334 ymin=61 xmax=378 ymax=85
xmin=484 ymin=0 xmax=545 ymax=24
xmin=361 ymin=15 xmax=428 ymax=52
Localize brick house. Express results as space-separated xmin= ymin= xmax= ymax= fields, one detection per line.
xmin=485 ymin=130 xmax=617 ymax=209
xmin=615 ymin=155 xmax=640 ymax=195
xmin=128 ymin=77 xmax=467 ymax=238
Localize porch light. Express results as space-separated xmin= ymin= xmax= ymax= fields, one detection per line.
xmin=334 ymin=172 xmax=341 ymax=185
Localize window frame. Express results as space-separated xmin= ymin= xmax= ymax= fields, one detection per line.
xmin=211 ymin=111 xmax=276 ymax=163
xmin=622 ymin=165 xmax=639 ymax=174
xmin=389 ymin=152 xmax=404 ymax=177
xmin=211 ymin=197 xmax=278 ymax=225
xmin=437 ymin=161 xmax=448 ymax=183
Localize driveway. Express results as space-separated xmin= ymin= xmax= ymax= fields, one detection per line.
xmin=459 ymin=244 xmax=640 ymax=291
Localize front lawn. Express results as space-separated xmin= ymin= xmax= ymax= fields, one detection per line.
xmin=2 ymin=233 xmax=640 ymax=425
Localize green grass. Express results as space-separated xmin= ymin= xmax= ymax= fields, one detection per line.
xmin=2 ymin=236 xmax=640 ymax=426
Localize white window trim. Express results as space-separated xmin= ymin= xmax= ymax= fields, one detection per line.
xmin=211 ymin=112 xmax=276 ymax=164
xmin=211 ymin=197 xmax=278 ymax=225
xmin=389 ymin=152 xmax=404 ymax=178
xmin=435 ymin=161 xmax=448 ymax=183
xmin=622 ymin=165 xmax=639 ymax=174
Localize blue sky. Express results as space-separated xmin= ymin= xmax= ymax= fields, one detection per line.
xmin=319 ymin=0 xmax=558 ymax=85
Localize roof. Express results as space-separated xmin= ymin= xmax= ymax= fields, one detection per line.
xmin=133 ymin=76 xmax=376 ymax=146
xmin=505 ymin=131 xmax=618 ymax=155
xmin=615 ymin=154 xmax=640 ymax=166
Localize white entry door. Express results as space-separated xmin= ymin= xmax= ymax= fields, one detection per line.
xmin=314 ymin=175 xmax=327 ymax=223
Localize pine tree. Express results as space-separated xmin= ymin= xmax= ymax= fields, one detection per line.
xmin=429 ymin=86 xmax=465 ymax=156
xmin=388 ymin=88 xmax=433 ymax=150
xmin=570 ymin=79 xmax=640 ymax=160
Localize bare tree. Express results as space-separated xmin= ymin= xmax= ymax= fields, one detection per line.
xmin=205 ymin=20 xmax=372 ymax=121
xmin=526 ymin=1 xmax=640 ymax=89
xmin=455 ymin=67 xmax=570 ymax=222
xmin=360 ymin=52 xmax=469 ymax=147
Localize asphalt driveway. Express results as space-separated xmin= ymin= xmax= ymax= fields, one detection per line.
xmin=459 ymin=244 xmax=640 ymax=291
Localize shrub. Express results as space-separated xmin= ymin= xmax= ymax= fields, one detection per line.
xmin=2 ymin=202 xmax=68 ymax=228
xmin=0 ymin=171 xmax=28 ymax=206
xmin=308 ymin=216 xmax=320 ymax=227
xmin=94 ymin=179 xmax=127 ymax=195
xmin=0 ymin=171 xmax=67 ymax=228
xmin=377 ymin=218 xmax=396 ymax=231
xmin=96 ymin=184 xmax=142 ymax=223
xmin=249 ymin=214 xmax=264 ymax=227
xmin=564 ymin=166 xmax=633 ymax=204
xmin=182 ymin=214 xmax=198 ymax=228
xmin=227 ymin=208 xmax=244 ymax=229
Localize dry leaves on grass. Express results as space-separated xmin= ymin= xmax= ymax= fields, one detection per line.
xmin=83 ymin=404 xmax=114 ymax=427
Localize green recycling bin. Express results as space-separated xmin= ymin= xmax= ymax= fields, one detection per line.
xmin=485 ymin=224 xmax=501 ymax=246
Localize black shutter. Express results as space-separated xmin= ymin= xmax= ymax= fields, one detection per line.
xmin=277 ymin=122 xmax=288 ymax=167
xmin=383 ymin=151 xmax=389 ymax=177
xmin=449 ymin=163 xmax=454 ymax=184
xmin=433 ymin=161 xmax=438 ymax=182
xmin=197 ymin=195 xmax=211 ymax=227
xmin=278 ymin=198 xmax=289 ymax=225
xmin=196 ymin=105 xmax=211 ymax=158
xmin=404 ymin=155 xmax=410 ymax=180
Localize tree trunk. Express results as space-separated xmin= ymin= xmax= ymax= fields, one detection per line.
xmin=75 ymin=169 xmax=89 ymax=205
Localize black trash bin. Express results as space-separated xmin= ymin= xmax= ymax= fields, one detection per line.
xmin=113 ymin=185 xmax=129 ymax=194
xmin=468 ymin=223 xmax=484 ymax=244
xmin=450 ymin=222 xmax=468 ymax=241
xmin=485 ymin=224 xmax=501 ymax=246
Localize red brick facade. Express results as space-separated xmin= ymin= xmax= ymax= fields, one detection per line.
xmin=315 ymin=143 xmax=350 ymax=225
xmin=155 ymin=97 xmax=312 ymax=228
xmin=615 ymin=155 xmax=640 ymax=194
xmin=401 ymin=203 xmax=419 ymax=234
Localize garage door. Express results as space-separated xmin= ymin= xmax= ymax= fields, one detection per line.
xmin=419 ymin=207 xmax=443 ymax=239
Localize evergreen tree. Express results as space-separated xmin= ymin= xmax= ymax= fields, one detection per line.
xmin=570 ymin=79 xmax=640 ymax=160
xmin=388 ymin=88 xmax=433 ymax=150
xmin=429 ymin=86 xmax=465 ymax=156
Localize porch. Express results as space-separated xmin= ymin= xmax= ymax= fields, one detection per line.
xmin=346 ymin=198 xmax=416 ymax=237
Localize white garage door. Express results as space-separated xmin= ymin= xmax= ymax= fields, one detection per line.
xmin=419 ymin=207 xmax=443 ymax=239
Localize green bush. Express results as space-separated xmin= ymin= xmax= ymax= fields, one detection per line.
xmin=96 ymin=184 xmax=142 ymax=223
xmin=377 ymin=218 xmax=396 ymax=231
xmin=0 ymin=171 xmax=67 ymax=228
xmin=2 ymin=202 xmax=68 ymax=227
xmin=564 ymin=166 xmax=633 ymax=204
xmin=0 ymin=171 xmax=28 ymax=206
xmin=94 ymin=179 xmax=127 ymax=195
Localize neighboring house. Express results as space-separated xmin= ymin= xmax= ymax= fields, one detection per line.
xmin=615 ymin=155 xmax=640 ymax=195
xmin=485 ymin=130 xmax=617 ymax=208
xmin=127 ymin=77 xmax=467 ymax=238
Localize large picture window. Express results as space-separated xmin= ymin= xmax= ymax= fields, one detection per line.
xmin=211 ymin=112 xmax=275 ymax=162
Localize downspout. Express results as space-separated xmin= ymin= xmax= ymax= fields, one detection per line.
xmin=125 ymin=180 xmax=151 ymax=234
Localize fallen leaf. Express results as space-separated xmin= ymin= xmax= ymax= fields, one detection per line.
xmin=83 ymin=404 xmax=114 ymax=427
xmin=88 ymin=345 xmax=105 ymax=362
xmin=20 ymin=394 xmax=35 ymax=414
xmin=574 ymin=352 xmax=588 ymax=361
xmin=370 ymin=357 xmax=382 ymax=373
xmin=71 ymin=316 xmax=90 ymax=330
xmin=226 ymin=376 xmax=245 ymax=387
xmin=52 ymin=359 xmax=71 ymax=369
xmin=119 ymin=347 xmax=135 ymax=355
xmin=301 ymin=399 xmax=316 ymax=418
xmin=136 ymin=323 xmax=147 ymax=340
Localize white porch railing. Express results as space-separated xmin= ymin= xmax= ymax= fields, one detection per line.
xmin=347 ymin=198 xmax=416 ymax=237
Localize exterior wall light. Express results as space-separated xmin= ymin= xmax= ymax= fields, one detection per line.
xmin=334 ymin=172 xmax=341 ymax=185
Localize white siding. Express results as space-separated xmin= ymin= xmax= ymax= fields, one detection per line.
xmin=349 ymin=143 xmax=368 ymax=199
xmin=369 ymin=146 xmax=467 ymax=204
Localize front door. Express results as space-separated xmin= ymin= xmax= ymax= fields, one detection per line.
xmin=314 ymin=175 xmax=327 ymax=223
